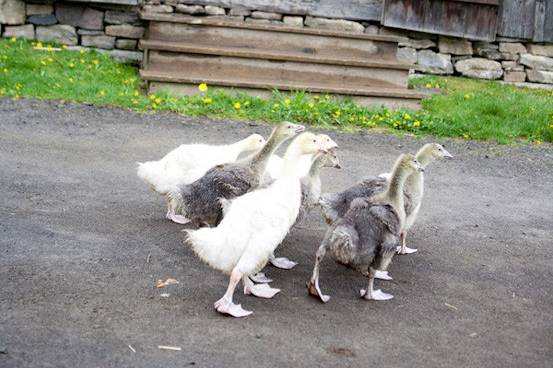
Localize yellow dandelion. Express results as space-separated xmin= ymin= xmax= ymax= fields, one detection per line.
xmin=79 ymin=49 xmax=85 ymax=54
xmin=244 ymin=101 xmax=250 ymax=107
xmin=234 ymin=102 xmax=241 ymax=110
xmin=36 ymin=42 xmax=43 ymax=48
xmin=464 ymin=94 xmax=471 ymax=99
xmin=47 ymin=56 xmax=53 ymax=62
xmin=273 ymin=103 xmax=280 ymax=108
xmin=80 ymin=58 xmax=85 ymax=64
xmin=463 ymin=133 xmax=469 ymax=139
xmin=549 ymin=124 xmax=553 ymax=128
xmin=47 ymin=45 xmax=53 ymax=52
xmin=152 ymin=103 xmax=157 ymax=109
xmin=284 ymin=99 xmax=291 ymax=106
xmin=132 ymin=99 xmax=138 ymax=105
xmin=334 ymin=110 xmax=341 ymax=116
xmin=393 ymin=122 xmax=398 ymax=127
xmin=3 ymin=68 xmax=7 ymax=73
xmin=425 ymin=83 xmax=432 ymax=88
xmin=404 ymin=113 xmax=411 ymax=120
xmin=308 ymin=102 xmax=314 ymax=109
xmin=14 ymin=94 xmax=20 ymax=100
xmin=40 ymin=60 xmax=47 ymax=66
xmin=198 ymin=83 xmax=208 ymax=92
xmin=413 ymin=121 xmax=421 ymax=127
xmin=68 ymin=77 xmax=74 ymax=83
xmin=62 ymin=45 xmax=67 ymax=49
xmin=203 ymin=97 xmax=213 ymax=104
xmin=324 ymin=95 xmax=330 ymax=100
xmin=313 ymin=95 xmax=320 ymax=100
xmin=92 ymin=59 xmax=99 ymax=65
xmin=15 ymin=83 xmax=22 ymax=90
xmin=149 ymin=94 xmax=156 ymax=100
xmin=133 ymin=91 xmax=139 ymax=97
xmin=155 ymin=98 xmax=161 ymax=104
xmin=99 ymin=90 xmax=105 ymax=96
xmin=68 ymin=62 xmax=75 ymax=68
xmin=10 ymin=37 xmax=16 ymax=43
xmin=535 ymin=140 xmax=542 ymax=145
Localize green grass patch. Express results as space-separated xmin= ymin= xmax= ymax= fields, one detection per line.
xmin=1 ymin=38 xmax=552 ymax=144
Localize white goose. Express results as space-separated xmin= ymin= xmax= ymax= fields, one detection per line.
xmin=184 ymin=132 xmax=328 ymax=318
xmin=137 ymin=134 xmax=265 ymax=223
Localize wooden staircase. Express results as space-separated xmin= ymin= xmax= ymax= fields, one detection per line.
xmin=139 ymin=12 xmax=427 ymax=108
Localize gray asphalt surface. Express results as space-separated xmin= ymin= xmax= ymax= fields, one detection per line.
xmin=1 ymin=98 xmax=552 ymax=368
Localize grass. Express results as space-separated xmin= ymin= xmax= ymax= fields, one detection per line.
xmin=1 ymin=38 xmax=552 ymax=144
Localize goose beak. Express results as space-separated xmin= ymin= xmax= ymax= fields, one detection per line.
xmin=443 ymin=149 xmax=453 ymax=158
xmin=326 ymin=138 xmax=339 ymax=150
xmin=295 ymin=125 xmax=306 ymax=133
xmin=335 ymin=163 xmax=342 ymax=169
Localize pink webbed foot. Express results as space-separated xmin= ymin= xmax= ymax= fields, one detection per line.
xmin=375 ymin=270 xmax=393 ymax=281
xmin=169 ymin=214 xmax=191 ymax=225
xmin=214 ymin=297 xmax=252 ymax=318
xmin=307 ymin=279 xmax=330 ymax=303
xmin=360 ymin=288 xmax=394 ymax=301
xmin=270 ymin=257 xmax=298 ymax=270
xmin=244 ymin=282 xmax=280 ymax=299
xmin=396 ymin=245 xmax=418 ymax=255
xmin=249 ymin=272 xmax=273 ymax=284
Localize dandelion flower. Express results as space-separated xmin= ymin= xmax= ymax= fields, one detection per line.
xmin=47 ymin=57 xmax=53 ymax=62
xmin=99 ymin=90 xmax=105 ymax=96
xmin=463 ymin=133 xmax=469 ymax=139
xmin=413 ymin=121 xmax=421 ymax=127
xmin=3 ymin=68 xmax=7 ymax=73
xmin=133 ymin=91 xmax=140 ymax=97
xmin=313 ymin=95 xmax=320 ymax=100
xmin=80 ymin=58 xmax=85 ymax=64
xmin=203 ymin=97 xmax=213 ymax=104
xmin=324 ymin=95 xmax=330 ymax=100
xmin=36 ymin=42 xmax=43 ymax=48
xmin=68 ymin=62 xmax=75 ymax=68
xmin=284 ymin=99 xmax=291 ymax=106
xmin=47 ymin=45 xmax=53 ymax=52
xmin=149 ymin=94 xmax=156 ymax=100
xmin=68 ymin=77 xmax=74 ymax=83
xmin=334 ymin=110 xmax=341 ymax=117
xmin=535 ymin=140 xmax=542 ymax=145
xmin=10 ymin=37 xmax=16 ymax=43
xmin=62 ymin=45 xmax=67 ymax=49
xmin=464 ymin=94 xmax=471 ymax=99
xmin=233 ymin=102 xmax=241 ymax=110
xmin=273 ymin=103 xmax=280 ymax=108
xmin=152 ymin=103 xmax=157 ymax=109
xmin=244 ymin=101 xmax=250 ymax=107
xmin=40 ymin=60 xmax=47 ymax=66
xmin=308 ymin=102 xmax=314 ymax=109
xmin=15 ymin=83 xmax=23 ymax=90
xmin=549 ymin=124 xmax=553 ymax=129
xmin=155 ymin=98 xmax=161 ymax=104
xmin=404 ymin=113 xmax=411 ymax=120
xmin=425 ymin=83 xmax=432 ymax=88
xmin=92 ymin=59 xmax=99 ymax=65
xmin=198 ymin=83 xmax=208 ymax=92
xmin=79 ymin=49 xmax=85 ymax=54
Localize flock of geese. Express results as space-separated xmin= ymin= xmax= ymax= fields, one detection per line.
xmin=137 ymin=122 xmax=452 ymax=318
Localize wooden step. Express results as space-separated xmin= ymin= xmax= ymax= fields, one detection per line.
xmin=139 ymin=39 xmax=411 ymax=71
xmin=140 ymin=68 xmax=427 ymax=101
xmin=142 ymin=13 xmax=406 ymax=65
xmin=145 ymin=50 xmax=409 ymax=89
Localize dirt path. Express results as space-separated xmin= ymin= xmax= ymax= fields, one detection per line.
xmin=1 ymin=98 xmax=551 ymax=368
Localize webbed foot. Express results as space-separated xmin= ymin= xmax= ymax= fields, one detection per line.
xmin=244 ymin=282 xmax=280 ymax=299
xmin=375 ymin=270 xmax=393 ymax=281
xmin=270 ymin=257 xmax=298 ymax=270
xmin=214 ymin=297 xmax=252 ymax=318
xmin=360 ymin=288 xmax=394 ymax=301
xmin=249 ymin=272 xmax=273 ymax=284
xmin=396 ymin=245 xmax=418 ymax=255
xmin=307 ymin=280 xmax=330 ymax=303
xmin=169 ymin=214 xmax=190 ymax=225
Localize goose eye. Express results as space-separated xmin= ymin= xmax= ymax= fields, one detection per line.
xmin=313 ymin=139 xmax=316 ymax=143
xmin=287 ymin=125 xmax=292 ymax=129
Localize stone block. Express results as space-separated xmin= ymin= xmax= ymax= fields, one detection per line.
xmin=205 ymin=6 xmax=225 ymax=15
xmin=26 ymin=4 xmax=53 ymax=16
xmin=108 ymin=49 xmax=143 ymax=64
xmin=104 ymin=11 xmax=139 ymax=25
xmin=501 ymin=61 xmax=524 ymax=72
xmin=142 ymin=5 xmax=173 ymax=13
xmin=416 ymin=50 xmax=453 ymax=74
xmin=55 ymin=4 xmax=103 ymax=30
xmin=519 ymin=54 xmax=553 ymax=71
xmin=364 ymin=24 xmax=379 ymax=34
xmin=2 ymin=24 xmax=34 ymax=39
xmin=526 ymin=44 xmax=553 ymax=58
xmin=175 ymin=5 xmax=205 ymax=14
xmin=503 ymin=71 xmax=526 ymax=82
xmin=36 ymin=24 xmax=78 ymax=45
xmin=397 ymin=47 xmax=416 ymax=64
xmin=0 ymin=0 xmax=26 ymax=25
xmin=439 ymin=36 xmax=473 ymax=55
xmin=78 ymin=29 xmax=104 ymax=36
xmin=305 ymin=16 xmax=364 ymax=33
xmin=27 ymin=14 xmax=57 ymax=26
xmin=526 ymin=69 xmax=553 ymax=84
xmin=105 ymin=25 xmax=145 ymax=39
xmin=455 ymin=58 xmax=503 ymax=79
xmin=81 ymin=35 xmax=115 ymax=50
xmin=399 ymin=38 xmax=436 ymax=49
xmin=115 ymin=38 xmax=137 ymax=50
xmin=499 ymin=42 xmax=526 ymax=54
xmin=251 ymin=11 xmax=281 ymax=20
xmin=229 ymin=7 xmax=250 ymax=16
xmin=283 ymin=16 xmax=303 ymax=27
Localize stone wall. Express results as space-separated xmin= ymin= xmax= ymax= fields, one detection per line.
xmin=0 ymin=0 xmax=144 ymax=64
xmin=1 ymin=0 xmax=553 ymax=84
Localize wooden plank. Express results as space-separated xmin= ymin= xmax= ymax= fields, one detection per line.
xmin=533 ymin=0 xmax=546 ymax=41
xmin=149 ymin=81 xmax=424 ymax=109
xmin=145 ymin=50 xmax=410 ymax=89
xmin=498 ymin=0 xmax=536 ymax=39
xmin=543 ymin=0 xmax=553 ymax=42
xmin=142 ymin=71 xmax=426 ymax=99
xmin=178 ymin=0 xmax=383 ymax=21
xmin=140 ymin=12 xmax=404 ymax=42
xmin=145 ymin=21 xmax=401 ymax=63
xmin=140 ymin=40 xmax=412 ymax=69
xmin=64 ymin=0 xmax=140 ymax=4
xmin=382 ymin=0 xmax=497 ymax=40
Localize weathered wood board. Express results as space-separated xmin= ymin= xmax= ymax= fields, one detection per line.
xmin=178 ymin=0 xmax=383 ymax=21
xmin=499 ymin=0 xmax=553 ymax=42
xmin=382 ymin=0 xmax=499 ymax=41
xmin=63 ymin=0 xmax=140 ymax=5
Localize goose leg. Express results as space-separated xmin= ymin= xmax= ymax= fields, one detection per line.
xmin=375 ymin=270 xmax=393 ymax=281
xmin=307 ymin=244 xmax=331 ymax=303
xmin=214 ymin=267 xmax=252 ymax=318
xmin=397 ymin=230 xmax=417 ymax=255
xmin=249 ymin=272 xmax=273 ymax=284
xmin=269 ymin=254 xmax=298 ymax=269
xmin=243 ymin=276 xmax=280 ymax=298
xmin=360 ymin=267 xmax=394 ymax=301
